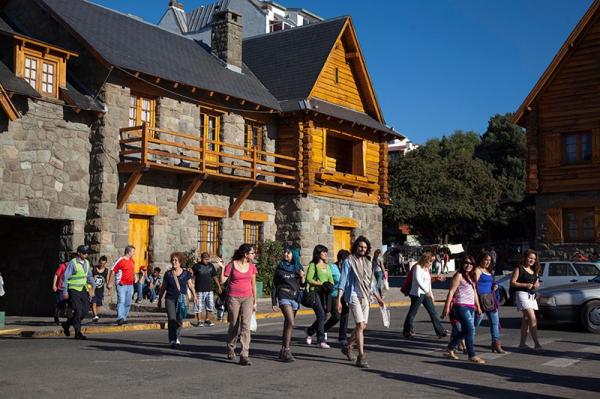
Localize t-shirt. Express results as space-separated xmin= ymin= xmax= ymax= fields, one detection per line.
xmin=224 ymin=262 xmax=257 ymax=298
xmin=54 ymin=262 xmax=67 ymax=291
xmin=306 ymin=262 xmax=333 ymax=292
xmin=113 ymin=257 xmax=135 ymax=286
xmin=191 ymin=262 xmax=217 ymax=293
xmin=165 ymin=270 xmax=193 ymax=301
xmin=93 ymin=268 xmax=109 ymax=295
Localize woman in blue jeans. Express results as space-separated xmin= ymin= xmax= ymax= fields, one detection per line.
xmin=441 ymin=255 xmax=484 ymax=364
xmin=474 ymin=252 xmax=505 ymax=353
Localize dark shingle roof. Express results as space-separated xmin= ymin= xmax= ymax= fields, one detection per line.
xmin=243 ymin=16 xmax=347 ymax=102
xmin=0 ymin=60 xmax=40 ymax=98
xmin=36 ymin=0 xmax=280 ymax=110
xmin=60 ymin=81 xmax=106 ymax=113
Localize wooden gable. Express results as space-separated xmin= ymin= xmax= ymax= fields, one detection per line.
xmin=309 ymin=19 xmax=384 ymax=123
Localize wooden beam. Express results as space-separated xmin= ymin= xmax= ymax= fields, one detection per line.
xmin=209 ymin=91 xmax=214 ymax=97
xmin=255 ymin=104 xmax=260 ymax=110
xmin=117 ymin=169 xmax=143 ymax=209
xmin=194 ymin=205 xmax=227 ymax=218
xmin=191 ymin=87 xmax=197 ymax=94
xmin=173 ymin=82 xmax=179 ymax=89
xmin=155 ymin=77 xmax=161 ymax=84
xmin=239 ymin=210 xmax=268 ymax=222
xmin=177 ymin=174 xmax=206 ymax=214
xmin=225 ymin=95 xmax=230 ymax=101
xmin=127 ymin=203 xmax=159 ymax=216
xmin=346 ymin=51 xmax=359 ymax=59
xmin=331 ymin=216 xmax=360 ymax=228
xmin=240 ymin=99 xmax=246 ymax=105
xmin=228 ymin=183 xmax=257 ymax=217
xmin=134 ymin=71 xmax=140 ymax=77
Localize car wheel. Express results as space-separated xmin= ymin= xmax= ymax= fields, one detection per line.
xmin=497 ymin=287 xmax=508 ymax=306
xmin=580 ymin=300 xmax=600 ymax=333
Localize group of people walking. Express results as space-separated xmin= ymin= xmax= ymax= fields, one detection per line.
xmin=52 ymin=238 xmax=545 ymax=369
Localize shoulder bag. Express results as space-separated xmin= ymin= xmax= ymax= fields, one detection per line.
xmin=172 ymin=270 xmax=188 ymax=324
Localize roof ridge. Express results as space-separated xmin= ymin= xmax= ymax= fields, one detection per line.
xmin=243 ymin=15 xmax=348 ymax=41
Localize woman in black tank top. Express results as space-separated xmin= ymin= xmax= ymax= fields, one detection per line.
xmin=510 ymin=250 xmax=543 ymax=352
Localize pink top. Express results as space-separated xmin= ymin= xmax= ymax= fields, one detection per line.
xmin=454 ymin=277 xmax=475 ymax=308
xmin=224 ymin=262 xmax=257 ymax=298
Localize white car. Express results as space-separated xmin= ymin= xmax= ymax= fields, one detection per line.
xmin=495 ymin=261 xmax=600 ymax=306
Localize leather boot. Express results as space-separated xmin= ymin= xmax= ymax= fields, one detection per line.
xmin=492 ymin=341 xmax=506 ymax=354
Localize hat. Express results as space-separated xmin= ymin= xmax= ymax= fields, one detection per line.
xmin=77 ymin=245 xmax=90 ymax=254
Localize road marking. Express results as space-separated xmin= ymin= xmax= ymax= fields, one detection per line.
xmin=542 ymin=346 xmax=600 ymax=368
xmin=478 ymin=351 xmax=510 ymax=361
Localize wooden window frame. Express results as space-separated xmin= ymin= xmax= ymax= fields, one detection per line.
xmin=243 ymin=220 xmax=263 ymax=249
xmin=244 ymin=119 xmax=265 ymax=152
xmin=562 ymin=132 xmax=592 ymax=165
xmin=563 ymin=207 xmax=595 ymax=243
xmin=323 ymin=129 xmax=366 ymax=176
xmin=129 ymin=93 xmax=156 ymax=128
xmin=200 ymin=109 xmax=222 ymax=152
xmin=19 ymin=49 xmax=61 ymax=98
xmin=199 ymin=217 xmax=222 ymax=257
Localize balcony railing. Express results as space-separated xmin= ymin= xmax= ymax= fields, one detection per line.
xmin=118 ymin=124 xmax=298 ymax=190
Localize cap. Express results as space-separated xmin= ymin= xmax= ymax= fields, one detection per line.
xmin=77 ymin=245 xmax=90 ymax=254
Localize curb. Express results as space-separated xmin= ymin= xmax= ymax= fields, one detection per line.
xmin=4 ymin=299 xmax=436 ymax=338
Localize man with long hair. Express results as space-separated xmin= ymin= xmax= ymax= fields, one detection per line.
xmin=336 ymin=236 xmax=385 ymax=368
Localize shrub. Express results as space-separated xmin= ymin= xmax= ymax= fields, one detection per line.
xmin=256 ymin=240 xmax=283 ymax=295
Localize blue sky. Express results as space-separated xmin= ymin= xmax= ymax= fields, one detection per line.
xmin=93 ymin=0 xmax=593 ymax=144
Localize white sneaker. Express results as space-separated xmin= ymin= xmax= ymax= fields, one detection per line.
xmin=324 ymin=332 xmax=328 ymax=341
xmin=176 ymin=339 xmax=181 ymax=345
xmin=92 ymin=316 xmax=99 ymax=323
xmin=306 ymin=335 xmax=312 ymax=345
xmin=318 ymin=342 xmax=331 ymax=349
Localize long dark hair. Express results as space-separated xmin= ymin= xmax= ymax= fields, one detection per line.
xmin=336 ymin=249 xmax=350 ymax=267
xmin=476 ymin=251 xmax=493 ymax=274
xmin=351 ymin=236 xmax=371 ymax=256
xmin=232 ymin=244 xmax=254 ymax=262
xmin=311 ymin=244 xmax=328 ymax=265
xmin=457 ymin=255 xmax=476 ymax=284
xmin=373 ymin=249 xmax=382 ymax=264
xmin=521 ymin=249 xmax=541 ymax=275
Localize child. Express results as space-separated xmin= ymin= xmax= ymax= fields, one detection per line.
xmin=91 ymin=256 xmax=109 ymax=323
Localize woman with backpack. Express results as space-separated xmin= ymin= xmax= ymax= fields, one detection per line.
xmin=402 ymin=252 xmax=447 ymax=338
xmin=220 ymin=243 xmax=257 ymax=366
xmin=474 ymin=251 xmax=505 ymax=353
xmin=271 ymin=246 xmax=304 ymax=362
xmin=441 ymin=255 xmax=485 ymax=364
xmin=157 ymin=252 xmax=197 ymax=348
xmin=305 ymin=244 xmax=334 ymax=348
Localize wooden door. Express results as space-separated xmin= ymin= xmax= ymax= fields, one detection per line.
xmin=128 ymin=215 xmax=150 ymax=272
xmin=333 ymin=227 xmax=352 ymax=258
xmin=202 ymin=112 xmax=220 ymax=169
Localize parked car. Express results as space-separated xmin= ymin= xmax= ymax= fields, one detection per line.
xmin=495 ymin=261 xmax=600 ymax=306
xmin=537 ymin=275 xmax=600 ymax=333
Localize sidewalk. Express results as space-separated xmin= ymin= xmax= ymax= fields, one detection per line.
xmin=0 ymin=288 xmax=448 ymax=338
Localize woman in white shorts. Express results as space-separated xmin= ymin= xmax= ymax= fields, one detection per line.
xmin=510 ymin=250 xmax=543 ymax=352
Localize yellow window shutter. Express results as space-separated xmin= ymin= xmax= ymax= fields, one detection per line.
xmin=545 ymin=133 xmax=561 ymax=167
xmin=593 ymin=129 xmax=600 ymax=164
xmin=545 ymin=208 xmax=563 ymax=243
xmin=595 ymin=207 xmax=600 ymax=242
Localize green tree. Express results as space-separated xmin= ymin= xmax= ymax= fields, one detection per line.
xmin=386 ymin=131 xmax=499 ymax=243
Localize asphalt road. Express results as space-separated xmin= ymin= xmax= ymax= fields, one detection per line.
xmin=1 ymin=305 xmax=599 ymax=399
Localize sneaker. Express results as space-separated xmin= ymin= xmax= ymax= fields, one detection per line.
xmin=61 ymin=322 xmax=70 ymax=337
xmin=437 ymin=329 xmax=448 ymax=338
xmin=318 ymin=342 xmax=331 ymax=349
xmin=116 ymin=319 xmax=124 ymax=326
xmin=170 ymin=341 xmax=177 ymax=349
xmin=205 ymin=319 xmax=214 ymax=327
xmin=324 ymin=332 xmax=328 ymax=341
xmin=92 ymin=316 xmax=100 ymax=323
xmin=306 ymin=334 xmax=312 ymax=345
xmin=356 ymin=354 xmax=369 ymax=368
xmin=282 ymin=348 xmax=295 ymax=363
xmin=176 ymin=339 xmax=181 ymax=345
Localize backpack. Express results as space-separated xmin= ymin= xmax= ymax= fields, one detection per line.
xmin=400 ymin=266 xmax=413 ymax=296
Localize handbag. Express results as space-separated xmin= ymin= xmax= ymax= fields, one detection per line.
xmin=400 ymin=267 xmax=414 ymax=296
xmin=479 ymin=293 xmax=496 ymax=312
xmin=301 ymin=263 xmax=321 ymax=308
xmin=172 ymin=270 xmax=188 ymax=323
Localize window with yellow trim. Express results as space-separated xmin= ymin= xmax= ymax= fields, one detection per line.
xmin=199 ymin=217 xmax=221 ymax=256
xmin=23 ymin=55 xmax=57 ymax=97
xmin=129 ymin=94 xmax=156 ymax=128
xmin=200 ymin=111 xmax=222 ymax=151
xmin=324 ymin=130 xmax=366 ymax=176
xmin=244 ymin=120 xmax=265 ymax=156
xmin=244 ymin=221 xmax=263 ymax=249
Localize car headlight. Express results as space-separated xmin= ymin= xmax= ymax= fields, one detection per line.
xmin=537 ymin=295 xmax=556 ymax=307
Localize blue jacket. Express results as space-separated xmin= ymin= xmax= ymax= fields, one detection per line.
xmin=338 ymin=258 xmax=377 ymax=303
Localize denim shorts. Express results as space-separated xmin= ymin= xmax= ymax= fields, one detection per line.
xmin=278 ymin=298 xmax=299 ymax=311
xmin=194 ymin=291 xmax=215 ymax=313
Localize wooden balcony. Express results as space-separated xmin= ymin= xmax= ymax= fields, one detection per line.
xmin=117 ymin=124 xmax=298 ymax=213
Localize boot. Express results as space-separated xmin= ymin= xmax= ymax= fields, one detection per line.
xmin=491 ymin=341 xmax=506 ymax=354
xmin=356 ymin=353 xmax=370 ymax=368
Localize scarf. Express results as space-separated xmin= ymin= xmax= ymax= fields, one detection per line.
xmin=278 ymin=260 xmax=298 ymax=274
xmin=348 ymin=254 xmax=373 ymax=299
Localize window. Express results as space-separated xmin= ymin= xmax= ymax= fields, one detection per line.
xmin=200 ymin=111 xmax=222 ymax=151
xmin=244 ymin=221 xmax=263 ymax=248
xmin=563 ymin=133 xmax=592 ymax=164
xmin=23 ymin=56 xmax=57 ymax=97
xmin=548 ymin=263 xmax=576 ymax=277
xmin=325 ymin=130 xmax=366 ymax=175
xmin=41 ymin=62 xmax=55 ymax=94
xmin=24 ymin=57 xmax=37 ymax=89
xmin=564 ymin=208 xmax=595 ymax=242
xmin=129 ymin=94 xmax=156 ymax=128
xmin=573 ymin=263 xmax=600 ymax=276
xmin=199 ymin=218 xmax=221 ymax=256
xmin=244 ymin=120 xmax=265 ymax=158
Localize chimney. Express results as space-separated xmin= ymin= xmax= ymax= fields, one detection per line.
xmin=211 ymin=10 xmax=243 ymax=73
xmin=169 ymin=1 xmax=185 ymax=10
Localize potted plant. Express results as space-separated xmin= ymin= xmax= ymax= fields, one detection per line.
xmin=255 ymin=240 xmax=284 ymax=298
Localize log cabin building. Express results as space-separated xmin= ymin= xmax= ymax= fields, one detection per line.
xmin=514 ymin=0 xmax=600 ymax=256
xmin=0 ymin=0 xmax=400 ymax=315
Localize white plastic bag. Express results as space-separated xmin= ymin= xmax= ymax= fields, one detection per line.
xmin=250 ymin=311 xmax=257 ymax=332
xmin=380 ymin=305 xmax=390 ymax=328
xmin=0 ymin=275 xmax=5 ymax=296
xmin=382 ymin=278 xmax=390 ymax=291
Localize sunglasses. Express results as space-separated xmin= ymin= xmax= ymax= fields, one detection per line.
xmin=463 ymin=262 xmax=474 ymax=266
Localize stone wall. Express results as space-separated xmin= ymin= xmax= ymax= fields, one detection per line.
xmin=535 ymin=191 xmax=600 ymax=258
xmin=0 ymin=98 xmax=93 ymax=254
xmin=275 ymin=194 xmax=383 ymax=265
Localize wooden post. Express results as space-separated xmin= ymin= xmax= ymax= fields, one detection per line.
xmin=177 ymin=174 xmax=206 ymax=214
xmin=252 ymin=147 xmax=257 ymax=180
xmin=141 ymin=122 xmax=148 ymax=165
xmin=229 ymin=183 xmax=257 ymax=217
xmin=117 ymin=169 xmax=143 ymax=209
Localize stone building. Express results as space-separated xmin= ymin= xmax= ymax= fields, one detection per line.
xmin=514 ymin=0 xmax=600 ymax=258
xmin=0 ymin=0 xmax=400 ymax=315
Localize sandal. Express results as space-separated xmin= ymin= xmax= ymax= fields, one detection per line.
xmin=469 ymin=356 xmax=485 ymax=364
xmin=443 ymin=350 xmax=459 ymax=360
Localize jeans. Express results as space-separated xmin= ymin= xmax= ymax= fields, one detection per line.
xmin=448 ymin=305 xmax=476 ymax=357
xmin=148 ymin=287 xmax=158 ymax=302
xmin=307 ymin=292 xmax=326 ymax=343
xmin=116 ymin=284 xmax=134 ymax=321
xmin=338 ymin=300 xmax=350 ymax=342
xmin=134 ymin=282 xmax=144 ymax=301
xmin=165 ymin=297 xmax=183 ymax=342
xmin=403 ymin=294 xmax=445 ymax=335
xmin=375 ymin=271 xmax=383 ymax=296
xmin=475 ymin=309 xmax=500 ymax=344
xmin=324 ymin=295 xmax=340 ymax=333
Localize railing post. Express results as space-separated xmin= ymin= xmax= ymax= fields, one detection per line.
xmin=141 ymin=122 xmax=148 ymax=165
xmin=201 ymin=133 xmax=207 ymax=172
xmin=252 ymin=147 xmax=257 ymax=180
